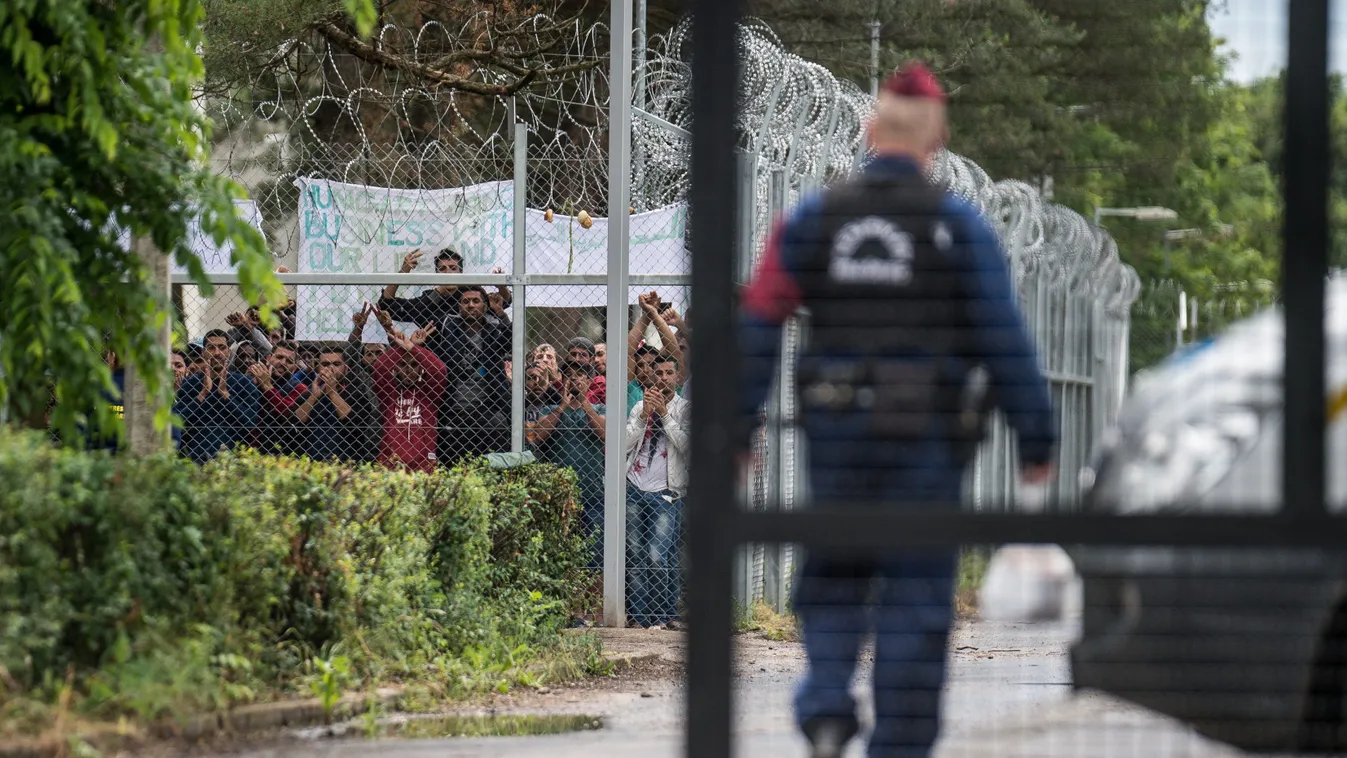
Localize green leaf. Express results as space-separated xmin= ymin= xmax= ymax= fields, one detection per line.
xmin=342 ymin=0 xmax=378 ymax=37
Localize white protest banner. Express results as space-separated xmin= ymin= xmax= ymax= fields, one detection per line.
xmin=174 ymin=200 xmax=266 ymax=275
xmin=111 ymin=199 xmax=266 ymax=274
xmin=294 ymin=177 xmax=689 ymax=342
xmin=295 ymin=178 xmax=513 ymax=341
xmin=523 ymin=204 xmax=688 ymax=316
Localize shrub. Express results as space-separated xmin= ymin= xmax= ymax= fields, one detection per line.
xmin=474 ymin=462 xmax=594 ymax=623
xmin=194 ymin=453 xmax=470 ymax=666
xmin=0 ymin=429 xmax=595 ymax=728
xmin=0 ymin=430 xmax=230 ymax=689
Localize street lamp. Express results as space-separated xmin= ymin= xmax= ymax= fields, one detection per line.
xmin=1093 ymin=205 xmax=1180 ymax=226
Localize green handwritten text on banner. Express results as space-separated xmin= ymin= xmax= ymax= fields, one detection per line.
xmin=294 ymin=177 xmax=689 ymax=342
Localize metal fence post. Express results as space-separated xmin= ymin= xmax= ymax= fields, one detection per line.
xmin=737 ymin=150 xmax=758 ymax=284
xmin=1281 ymin=0 xmax=1330 ymax=521
xmin=733 ymin=148 xmax=758 ymax=611
xmin=511 ymin=123 xmax=528 ymax=453
xmin=686 ymin=0 xmax=742 ymax=743
xmin=762 ymin=166 xmax=790 ymax=612
xmin=762 ymin=325 xmax=789 ymax=612
xmin=603 ymin=0 xmax=634 ymax=628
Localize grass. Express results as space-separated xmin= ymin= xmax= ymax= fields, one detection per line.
xmin=735 ymin=600 xmax=800 ymax=642
xmin=735 ymin=548 xmax=991 ymax=636
xmin=393 ymin=633 xmax=613 ymax=714
xmin=385 ymin=713 xmax=604 ymax=738
xmin=1 ymin=633 xmax=615 ymax=756
xmin=955 ymin=546 xmax=991 ymax=617
xmin=734 ymin=549 xmax=992 ymax=638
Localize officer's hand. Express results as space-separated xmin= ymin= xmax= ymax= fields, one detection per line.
xmin=1020 ymin=463 xmax=1055 ymax=485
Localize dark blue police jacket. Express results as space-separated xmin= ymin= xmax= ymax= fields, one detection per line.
xmin=738 ymin=154 xmax=1057 ymax=502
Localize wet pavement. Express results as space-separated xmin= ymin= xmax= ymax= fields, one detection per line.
xmin=221 ymin=616 xmax=1254 ymax=758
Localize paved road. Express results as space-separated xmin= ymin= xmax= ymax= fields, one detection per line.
xmin=220 ymin=617 xmax=1266 ymax=758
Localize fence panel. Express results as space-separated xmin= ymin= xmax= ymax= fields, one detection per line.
xmin=192 ymin=15 xmax=1146 ymax=627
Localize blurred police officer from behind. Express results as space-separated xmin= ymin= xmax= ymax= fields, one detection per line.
xmin=738 ymin=62 xmax=1057 ymax=758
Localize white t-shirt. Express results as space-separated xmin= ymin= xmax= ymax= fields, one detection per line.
xmin=627 ymin=417 xmax=671 ymax=493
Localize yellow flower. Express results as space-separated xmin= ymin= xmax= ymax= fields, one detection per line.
xmin=578 ymin=210 xmax=593 ymax=229
xmin=544 ymin=208 xmax=554 ymax=223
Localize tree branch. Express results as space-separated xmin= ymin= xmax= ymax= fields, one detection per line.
xmin=315 ymin=20 xmax=542 ymax=97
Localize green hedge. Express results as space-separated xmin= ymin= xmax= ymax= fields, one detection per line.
xmin=475 ymin=463 xmax=594 ymax=617
xmin=0 ymin=430 xmax=590 ymax=724
xmin=0 ymin=434 xmax=231 ymax=680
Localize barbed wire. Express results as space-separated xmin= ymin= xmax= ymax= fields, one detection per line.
xmin=206 ymin=12 xmax=615 ymax=261
xmin=207 ymin=13 xmax=1139 ymax=315
xmin=639 ymin=17 xmax=1141 ymax=314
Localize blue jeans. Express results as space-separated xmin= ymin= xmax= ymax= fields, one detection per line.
xmin=624 ymin=484 xmax=683 ymax=625
xmin=792 ymin=551 xmax=957 ymax=758
xmin=796 ymin=423 xmax=965 ymax=757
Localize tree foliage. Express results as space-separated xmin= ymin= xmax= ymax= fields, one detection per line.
xmin=0 ymin=0 xmax=289 ymax=441
xmin=195 ymin=0 xmax=1299 ymax=329
xmin=200 ymin=0 xmax=602 ymax=101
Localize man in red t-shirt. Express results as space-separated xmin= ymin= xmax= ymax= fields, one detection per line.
xmin=372 ymin=324 xmax=448 ymax=472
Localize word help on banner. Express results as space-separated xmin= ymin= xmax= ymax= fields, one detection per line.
xmin=294 ymin=177 xmax=688 ymax=342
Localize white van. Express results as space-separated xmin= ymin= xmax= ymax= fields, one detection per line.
xmin=1069 ymin=275 xmax=1347 ymax=752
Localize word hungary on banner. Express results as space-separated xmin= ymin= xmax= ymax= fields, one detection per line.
xmin=295 ymin=177 xmax=689 ymax=342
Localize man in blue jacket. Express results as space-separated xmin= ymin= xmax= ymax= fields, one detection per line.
xmin=175 ymin=329 xmax=260 ymax=464
xmin=739 ymin=62 xmax=1058 ymax=758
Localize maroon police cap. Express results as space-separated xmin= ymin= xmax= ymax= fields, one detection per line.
xmin=881 ymin=61 xmax=947 ymax=102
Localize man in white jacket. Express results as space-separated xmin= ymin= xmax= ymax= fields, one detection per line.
xmin=624 ymin=352 xmax=690 ymax=628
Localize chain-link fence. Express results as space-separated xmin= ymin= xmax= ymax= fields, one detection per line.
xmin=143 ymin=15 xmax=1152 ymax=628
xmin=1129 ymin=278 xmax=1278 ymax=374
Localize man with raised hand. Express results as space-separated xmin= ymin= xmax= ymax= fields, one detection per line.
xmin=738 ymin=62 xmax=1057 ymax=758
xmin=247 ymin=339 xmax=307 ymax=456
xmin=624 ymin=352 xmax=690 ymax=630
xmin=294 ymin=346 xmax=378 ymax=463
xmin=378 ymin=247 xmax=513 ymax=327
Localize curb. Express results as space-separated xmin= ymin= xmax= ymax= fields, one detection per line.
xmin=0 ymin=689 xmax=403 ymax=758
xmin=603 ymin=652 xmax=663 ymax=671
xmin=157 ymin=687 xmax=403 ymax=741
xmin=0 ymin=653 xmax=650 ymax=756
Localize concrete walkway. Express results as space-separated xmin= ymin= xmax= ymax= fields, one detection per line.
xmin=223 ymin=618 xmax=1283 ymax=758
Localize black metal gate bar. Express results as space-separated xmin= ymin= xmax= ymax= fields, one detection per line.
xmin=735 ymin=509 xmax=1347 ymax=549
xmin=684 ymin=0 xmax=1333 ymax=756
xmin=1282 ymin=0 xmax=1332 ymax=519
xmin=684 ymin=0 xmax=743 ymax=751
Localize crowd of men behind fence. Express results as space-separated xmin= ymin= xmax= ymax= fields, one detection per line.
xmin=97 ymin=247 xmax=692 ymax=628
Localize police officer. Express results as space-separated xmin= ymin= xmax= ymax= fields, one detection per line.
xmin=738 ymin=62 xmax=1057 ymax=758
